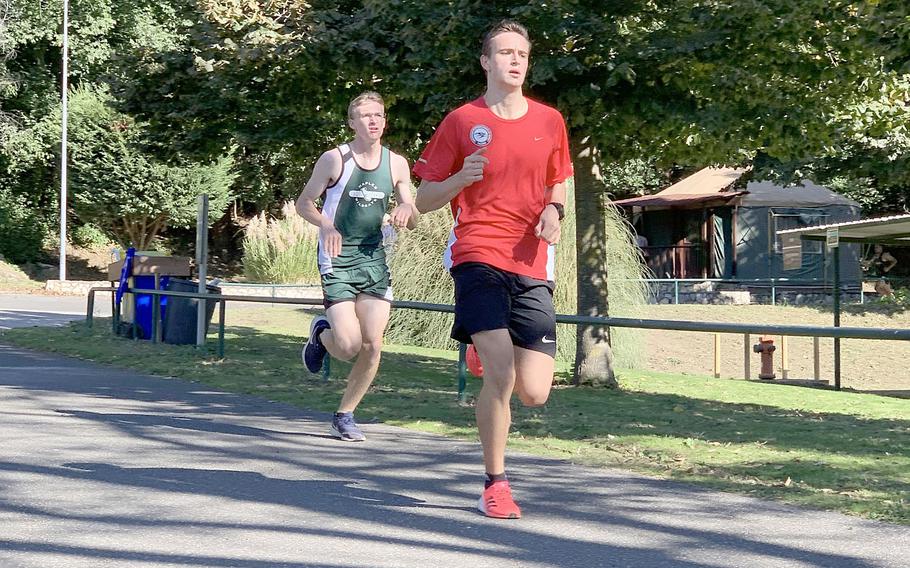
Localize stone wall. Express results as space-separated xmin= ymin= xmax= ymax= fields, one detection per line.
xmin=45 ymin=280 xmax=113 ymax=296
xmin=646 ymin=280 xmax=870 ymax=306
xmin=648 ymin=281 xmax=751 ymax=305
xmin=45 ymin=280 xmax=324 ymax=300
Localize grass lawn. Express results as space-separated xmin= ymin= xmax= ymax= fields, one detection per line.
xmin=2 ymin=305 xmax=907 ymax=525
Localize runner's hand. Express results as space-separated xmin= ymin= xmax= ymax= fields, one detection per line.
xmin=535 ymin=204 xmax=561 ymax=245
xmin=456 ymin=147 xmax=488 ymax=188
xmin=320 ymin=222 xmax=342 ymax=257
xmin=389 ymin=203 xmax=416 ymax=229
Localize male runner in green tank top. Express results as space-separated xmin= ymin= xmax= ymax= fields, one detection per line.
xmin=296 ymin=91 xmax=418 ymax=441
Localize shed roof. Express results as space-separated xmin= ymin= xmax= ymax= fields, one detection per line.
xmin=741 ymin=180 xmax=860 ymax=208
xmin=613 ymin=167 xmax=859 ymax=210
xmin=613 ymin=167 xmax=745 ymax=208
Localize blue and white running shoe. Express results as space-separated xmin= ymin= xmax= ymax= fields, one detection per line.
xmin=302 ymin=316 xmax=331 ymax=373
xmin=331 ymin=412 xmax=366 ymax=442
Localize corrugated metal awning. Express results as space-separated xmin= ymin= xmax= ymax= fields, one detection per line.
xmin=777 ymin=213 xmax=910 ymax=245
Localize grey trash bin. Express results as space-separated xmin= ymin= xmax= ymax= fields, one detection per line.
xmin=162 ymin=278 xmax=221 ymax=345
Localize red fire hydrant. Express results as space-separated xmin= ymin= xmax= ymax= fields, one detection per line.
xmin=753 ymin=336 xmax=776 ymax=380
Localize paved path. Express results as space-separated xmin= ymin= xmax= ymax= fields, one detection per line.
xmin=0 ymin=340 xmax=907 ymax=567
xmin=0 ymin=293 xmax=110 ymax=330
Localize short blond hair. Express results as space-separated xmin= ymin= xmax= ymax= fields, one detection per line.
xmin=347 ymin=91 xmax=384 ymax=119
xmin=481 ymin=20 xmax=531 ymax=57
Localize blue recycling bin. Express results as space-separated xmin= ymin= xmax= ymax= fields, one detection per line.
xmin=162 ymin=278 xmax=221 ymax=345
xmin=132 ymin=274 xmax=170 ymax=340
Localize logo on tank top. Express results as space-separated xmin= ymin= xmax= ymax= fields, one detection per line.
xmin=469 ymin=124 xmax=493 ymax=147
xmin=349 ymin=181 xmax=384 ymax=207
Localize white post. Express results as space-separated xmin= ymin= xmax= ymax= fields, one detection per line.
xmin=743 ymin=333 xmax=751 ymax=380
xmin=813 ymin=336 xmax=821 ymax=381
xmin=780 ymin=335 xmax=789 ymax=380
xmin=195 ymin=194 xmax=209 ymax=346
xmin=58 ymin=0 xmax=69 ymax=281
xmin=713 ymin=333 xmax=721 ymax=378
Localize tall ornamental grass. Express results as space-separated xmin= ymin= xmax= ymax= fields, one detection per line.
xmin=602 ymin=201 xmax=651 ymax=369
xmin=242 ymin=201 xmax=321 ymax=284
xmin=387 ymin=180 xmax=649 ymax=368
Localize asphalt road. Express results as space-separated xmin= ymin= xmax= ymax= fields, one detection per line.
xmin=0 ymin=295 xmax=907 ymax=567
xmin=0 ymin=293 xmax=110 ymax=330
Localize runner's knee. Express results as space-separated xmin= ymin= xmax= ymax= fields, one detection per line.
xmin=332 ymin=334 xmax=362 ymax=360
xmin=517 ymin=388 xmax=550 ymax=407
xmin=359 ymin=337 xmax=383 ymax=358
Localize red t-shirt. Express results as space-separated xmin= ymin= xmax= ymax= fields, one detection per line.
xmin=413 ymin=97 xmax=573 ymax=281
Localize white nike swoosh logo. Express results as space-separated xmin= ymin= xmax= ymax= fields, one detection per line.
xmin=541 ymin=336 xmax=556 ymax=343
xmin=534 ymin=137 xmax=544 ymax=141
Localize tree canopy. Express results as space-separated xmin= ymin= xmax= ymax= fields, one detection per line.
xmin=2 ymin=0 xmax=909 ymax=380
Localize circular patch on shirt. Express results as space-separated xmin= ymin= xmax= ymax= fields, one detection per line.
xmin=349 ymin=181 xmax=384 ymax=208
xmin=469 ymin=124 xmax=493 ymax=147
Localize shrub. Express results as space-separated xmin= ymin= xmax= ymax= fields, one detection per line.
xmin=242 ymin=201 xmax=320 ymax=284
xmin=71 ymin=223 xmax=113 ymax=248
xmin=0 ymin=192 xmax=47 ymax=263
xmin=68 ymin=86 xmax=235 ymax=249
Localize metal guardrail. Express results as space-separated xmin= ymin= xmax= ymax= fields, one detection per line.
xmin=212 ymin=277 xmax=909 ymax=306
xmin=86 ymin=286 xmax=910 ymax=393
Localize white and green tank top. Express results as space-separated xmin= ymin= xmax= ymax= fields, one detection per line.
xmin=318 ymin=143 xmax=393 ymax=274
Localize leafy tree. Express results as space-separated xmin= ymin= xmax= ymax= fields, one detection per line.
xmin=67 ymin=86 xmax=235 ymax=249
xmin=124 ymin=1 xmax=910 ymax=384
xmin=112 ymin=0 xmax=324 ymax=206
xmin=0 ymin=0 xmax=201 ymax=258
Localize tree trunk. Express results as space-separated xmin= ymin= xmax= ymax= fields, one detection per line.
xmin=572 ymin=135 xmax=618 ymax=388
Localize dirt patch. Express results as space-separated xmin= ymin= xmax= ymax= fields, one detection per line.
xmin=636 ymin=304 xmax=910 ymax=394
xmin=35 ymin=245 xmax=112 ymax=281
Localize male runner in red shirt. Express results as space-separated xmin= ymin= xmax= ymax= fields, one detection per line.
xmin=414 ymin=20 xmax=573 ymax=519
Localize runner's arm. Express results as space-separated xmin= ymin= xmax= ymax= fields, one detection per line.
xmin=390 ymin=153 xmax=419 ymax=230
xmin=535 ymin=181 xmax=568 ymax=245
xmin=415 ymin=147 xmax=488 ymax=213
xmin=296 ymin=150 xmax=343 ymax=256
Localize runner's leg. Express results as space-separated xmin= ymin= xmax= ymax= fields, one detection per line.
xmin=472 ymin=328 xmax=516 ymax=476
xmin=337 ymin=294 xmax=391 ymax=413
xmin=322 ymin=301 xmax=362 ymax=361
xmin=513 ymin=347 xmax=554 ymax=406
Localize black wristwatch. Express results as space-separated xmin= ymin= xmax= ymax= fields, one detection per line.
xmin=547 ymin=202 xmax=565 ymax=221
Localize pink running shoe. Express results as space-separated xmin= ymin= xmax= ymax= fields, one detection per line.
xmin=466 ymin=344 xmax=484 ymax=378
xmin=478 ymin=480 xmax=521 ymax=519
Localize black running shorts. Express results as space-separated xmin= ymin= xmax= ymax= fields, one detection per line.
xmin=450 ymin=262 xmax=557 ymax=357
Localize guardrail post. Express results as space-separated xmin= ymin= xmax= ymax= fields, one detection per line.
xmin=457 ymin=343 xmax=468 ymax=402
xmin=743 ymin=333 xmax=751 ymax=380
xmin=217 ymin=299 xmax=226 ymax=358
xmin=152 ymin=275 xmax=160 ymax=344
xmin=674 ymin=280 xmax=679 ymax=304
xmin=131 ymin=287 xmax=138 ymax=341
xmin=86 ymin=289 xmax=95 ymax=328
xmin=780 ymin=335 xmax=789 ymax=379
xmin=713 ymin=333 xmax=720 ymax=378
xmin=322 ymin=356 xmax=331 ymax=381
xmin=833 ymin=247 xmax=842 ymax=391
xmin=812 ymin=335 xmax=822 ymax=381
xmin=112 ymin=296 xmax=120 ymax=334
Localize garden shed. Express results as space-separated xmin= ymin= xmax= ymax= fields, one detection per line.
xmin=614 ymin=168 xmax=862 ymax=284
